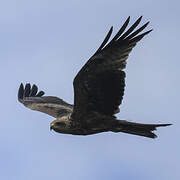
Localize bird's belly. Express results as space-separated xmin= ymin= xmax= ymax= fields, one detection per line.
xmin=53 ymin=126 xmax=108 ymax=135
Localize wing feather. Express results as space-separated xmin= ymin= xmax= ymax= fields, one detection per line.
xmin=18 ymin=83 xmax=73 ymax=118
xmin=94 ymin=26 xmax=113 ymax=55
xmin=73 ymin=16 xmax=152 ymax=119
xmin=118 ymin=16 xmax=142 ymax=41
xmin=29 ymin=84 xmax=38 ymax=96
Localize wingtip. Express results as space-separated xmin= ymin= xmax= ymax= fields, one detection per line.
xmin=137 ymin=16 xmax=143 ymax=22
xmin=144 ymin=29 xmax=153 ymax=36
xmin=110 ymin=26 xmax=113 ymax=32
xmin=24 ymin=83 xmax=31 ymax=97
xmin=36 ymin=91 xmax=45 ymax=97
xmin=143 ymin=22 xmax=151 ymax=30
xmin=124 ymin=16 xmax=130 ymax=25
xmin=30 ymin=84 xmax=38 ymax=96
xmin=18 ymin=83 xmax=24 ymax=100
xmin=143 ymin=29 xmax=153 ymax=36
xmin=18 ymin=83 xmax=45 ymax=104
xmin=144 ymin=21 xmax=150 ymax=27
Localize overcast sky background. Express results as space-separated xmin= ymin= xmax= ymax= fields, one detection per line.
xmin=0 ymin=0 xmax=179 ymax=180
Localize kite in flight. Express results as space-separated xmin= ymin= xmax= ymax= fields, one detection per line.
xmin=18 ymin=16 xmax=171 ymax=138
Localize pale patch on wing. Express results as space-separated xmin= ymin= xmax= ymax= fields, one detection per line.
xmin=27 ymin=103 xmax=73 ymax=118
xmin=18 ymin=83 xmax=73 ymax=118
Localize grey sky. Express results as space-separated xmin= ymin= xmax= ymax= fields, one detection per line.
xmin=0 ymin=0 xmax=179 ymax=180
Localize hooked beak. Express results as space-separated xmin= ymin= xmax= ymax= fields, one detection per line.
xmin=50 ymin=121 xmax=55 ymax=131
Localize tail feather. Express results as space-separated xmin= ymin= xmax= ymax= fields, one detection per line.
xmin=111 ymin=120 xmax=172 ymax=138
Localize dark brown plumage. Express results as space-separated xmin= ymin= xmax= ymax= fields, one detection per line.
xmin=18 ymin=16 xmax=171 ymax=138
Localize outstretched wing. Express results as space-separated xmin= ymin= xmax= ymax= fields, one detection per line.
xmin=73 ymin=16 xmax=152 ymax=119
xmin=18 ymin=83 xmax=73 ymax=118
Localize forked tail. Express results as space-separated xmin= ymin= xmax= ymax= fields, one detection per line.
xmin=111 ymin=120 xmax=172 ymax=138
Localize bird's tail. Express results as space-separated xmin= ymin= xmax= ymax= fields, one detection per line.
xmin=111 ymin=120 xmax=172 ymax=138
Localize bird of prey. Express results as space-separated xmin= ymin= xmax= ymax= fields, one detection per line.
xmin=18 ymin=16 xmax=171 ymax=138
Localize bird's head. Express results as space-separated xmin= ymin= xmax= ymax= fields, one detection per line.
xmin=50 ymin=116 xmax=71 ymax=133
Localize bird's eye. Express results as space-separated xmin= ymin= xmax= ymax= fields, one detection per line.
xmin=56 ymin=122 xmax=66 ymax=127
